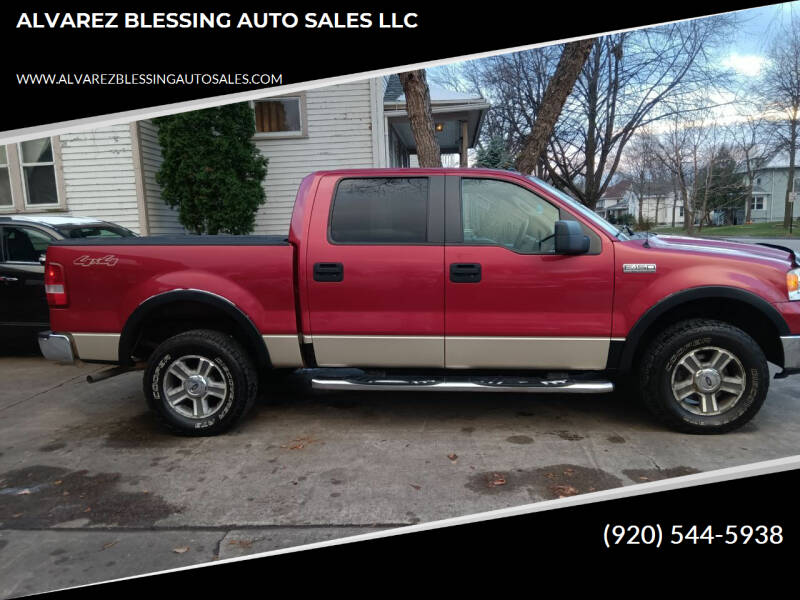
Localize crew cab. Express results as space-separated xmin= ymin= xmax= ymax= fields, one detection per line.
xmin=37 ymin=169 xmax=800 ymax=435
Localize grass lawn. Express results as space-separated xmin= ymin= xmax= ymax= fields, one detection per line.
xmin=654 ymin=221 xmax=799 ymax=238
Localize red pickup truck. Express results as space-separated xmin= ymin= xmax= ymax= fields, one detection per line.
xmin=38 ymin=168 xmax=800 ymax=436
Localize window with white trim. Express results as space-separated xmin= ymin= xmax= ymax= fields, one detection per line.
xmin=0 ymin=137 xmax=64 ymax=213
xmin=19 ymin=138 xmax=59 ymax=206
xmin=253 ymin=96 xmax=306 ymax=137
xmin=751 ymin=196 xmax=764 ymax=210
xmin=0 ymin=146 xmax=11 ymax=207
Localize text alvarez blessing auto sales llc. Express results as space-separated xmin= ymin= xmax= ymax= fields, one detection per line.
xmin=15 ymin=12 xmax=419 ymax=30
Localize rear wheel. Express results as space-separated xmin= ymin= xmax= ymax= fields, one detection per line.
xmin=638 ymin=319 xmax=769 ymax=434
xmin=143 ymin=329 xmax=258 ymax=436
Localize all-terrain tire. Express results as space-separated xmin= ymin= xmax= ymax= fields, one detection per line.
xmin=143 ymin=329 xmax=258 ymax=436
xmin=638 ymin=319 xmax=769 ymax=434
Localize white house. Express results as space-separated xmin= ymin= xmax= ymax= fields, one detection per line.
xmin=595 ymin=180 xmax=634 ymax=222
xmin=742 ymin=154 xmax=800 ymax=223
xmin=596 ymin=179 xmax=683 ymax=226
xmin=0 ymin=75 xmax=489 ymax=236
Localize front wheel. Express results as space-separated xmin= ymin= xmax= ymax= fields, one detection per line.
xmin=638 ymin=319 xmax=769 ymax=434
xmin=143 ymin=329 xmax=258 ymax=436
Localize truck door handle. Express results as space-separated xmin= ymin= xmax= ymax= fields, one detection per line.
xmin=313 ymin=262 xmax=344 ymax=282
xmin=0 ymin=276 xmax=19 ymax=283
xmin=449 ymin=263 xmax=481 ymax=283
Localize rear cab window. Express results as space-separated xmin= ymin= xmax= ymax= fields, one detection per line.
xmin=329 ymin=177 xmax=429 ymax=244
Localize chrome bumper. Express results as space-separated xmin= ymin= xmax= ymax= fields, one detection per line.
xmin=781 ymin=335 xmax=800 ymax=370
xmin=38 ymin=331 xmax=75 ymax=364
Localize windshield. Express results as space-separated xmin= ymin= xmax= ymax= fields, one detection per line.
xmin=527 ymin=176 xmax=629 ymax=241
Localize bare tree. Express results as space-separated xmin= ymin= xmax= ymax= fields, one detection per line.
xmin=431 ymin=44 xmax=586 ymax=174
xmin=514 ymin=39 xmax=595 ymax=174
xmin=398 ymin=70 xmax=442 ymax=168
xmin=761 ymin=15 xmax=800 ymax=228
xmin=625 ymin=130 xmax=660 ymax=227
xmin=697 ymin=122 xmax=721 ymax=230
xmin=729 ymin=104 xmax=770 ymax=224
xmin=546 ymin=17 xmax=735 ymax=209
xmin=654 ymin=114 xmax=712 ymax=234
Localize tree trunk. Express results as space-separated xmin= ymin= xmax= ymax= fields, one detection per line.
xmin=744 ymin=153 xmax=753 ymax=224
xmin=655 ymin=196 xmax=661 ymax=226
xmin=672 ymin=176 xmax=678 ymax=228
xmin=398 ymin=70 xmax=442 ymax=168
xmin=638 ymin=195 xmax=644 ymax=227
xmin=687 ymin=150 xmax=698 ymax=235
xmin=514 ymin=39 xmax=595 ymax=174
xmin=785 ymin=119 xmax=797 ymax=229
xmin=699 ymin=157 xmax=713 ymax=232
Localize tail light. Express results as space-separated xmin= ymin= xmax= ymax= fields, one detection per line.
xmin=45 ymin=262 xmax=68 ymax=306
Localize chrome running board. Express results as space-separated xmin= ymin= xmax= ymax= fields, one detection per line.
xmin=311 ymin=374 xmax=613 ymax=394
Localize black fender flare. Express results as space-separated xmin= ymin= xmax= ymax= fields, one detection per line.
xmin=617 ymin=286 xmax=789 ymax=372
xmin=118 ymin=289 xmax=270 ymax=368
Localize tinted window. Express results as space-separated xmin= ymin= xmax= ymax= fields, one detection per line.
xmin=462 ymin=179 xmax=560 ymax=254
xmin=3 ymin=226 xmax=52 ymax=262
xmin=330 ymin=178 xmax=428 ymax=243
xmin=57 ymin=226 xmax=135 ymax=239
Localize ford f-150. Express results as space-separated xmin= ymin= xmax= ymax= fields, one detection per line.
xmin=37 ymin=169 xmax=800 ymax=435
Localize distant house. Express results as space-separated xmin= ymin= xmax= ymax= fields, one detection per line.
xmin=0 ymin=75 xmax=490 ymax=236
xmin=597 ymin=179 xmax=683 ymax=226
xmin=596 ymin=180 xmax=634 ymax=222
xmin=741 ymin=154 xmax=800 ymax=223
xmin=631 ymin=181 xmax=683 ymax=226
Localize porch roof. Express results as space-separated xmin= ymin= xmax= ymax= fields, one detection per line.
xmin=383 ymin=75 xmax=490 ymax=153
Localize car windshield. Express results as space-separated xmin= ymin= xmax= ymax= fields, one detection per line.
xmin=527 ymin=176 xmax=629 ymax=241
xmin=56 ymin=225 xmax=136 ymax=239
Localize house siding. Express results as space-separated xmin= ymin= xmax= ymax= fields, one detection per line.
xmin=253 ymin=81 xmax=378 ymax=234
xmin=25 ymin=125 xmax=141 ymax=232
xmin=746 ymin=168 xmax=800 ymax=222
xmin=137 ymin=120 xmax=185 ymax=235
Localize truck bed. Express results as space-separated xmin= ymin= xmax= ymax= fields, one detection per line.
xmin=46 ymin=238 xmax=298 ymax=343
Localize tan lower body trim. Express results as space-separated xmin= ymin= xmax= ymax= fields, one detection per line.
xmin=71 ymin=333 xmax=120 ymax=362
xmin=446 ymin=337 xmax=610 ymax=370
xmin=262 ymin=335 xmax=304 ymax=368
xmin=313 ymin=335 xmax=445 ymax=368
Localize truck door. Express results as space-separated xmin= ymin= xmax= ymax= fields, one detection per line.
xmin=306 ymin=174 xmax=445 ymax=367
xmin=443 ymin=174 xmax=615 ymax=370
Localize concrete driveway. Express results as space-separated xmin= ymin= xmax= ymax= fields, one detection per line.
xmin=1 ymin=351 xmax=799 ymax=597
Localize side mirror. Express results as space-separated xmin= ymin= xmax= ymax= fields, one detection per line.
xmin=554 ymin=220 xmax=590 ymax=255
xmin=39 ymin=253 xmax=47 ymax=265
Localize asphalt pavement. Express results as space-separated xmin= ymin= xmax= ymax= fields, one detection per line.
xmin=1 ymin=350 xmax=798 ymax=597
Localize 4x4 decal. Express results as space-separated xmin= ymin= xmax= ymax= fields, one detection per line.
xmin=73 ymin=254 xmax=119 ymax=267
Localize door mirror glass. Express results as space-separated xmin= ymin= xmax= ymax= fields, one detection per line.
xmin=554 ymin=220 xmax=590 ymax=255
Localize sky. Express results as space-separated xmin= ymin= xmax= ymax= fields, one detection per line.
xmin=721 ymin=2 xmax=798 ymax=77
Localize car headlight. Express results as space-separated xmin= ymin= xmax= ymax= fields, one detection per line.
xmin=789 ymin=268 xmax=800 ymax=301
